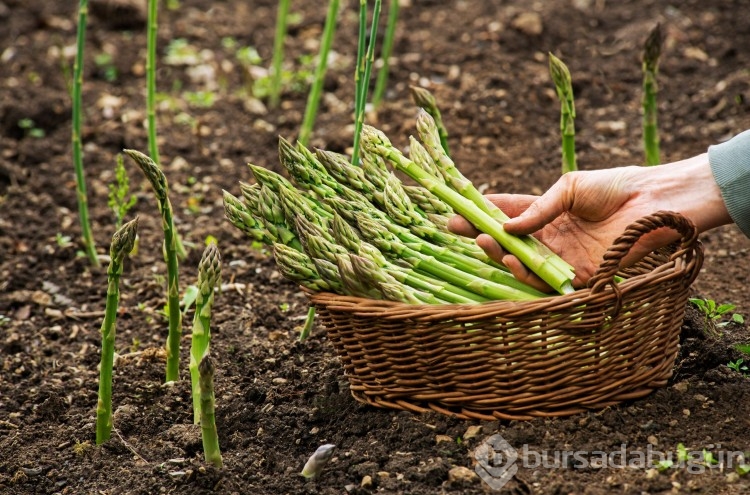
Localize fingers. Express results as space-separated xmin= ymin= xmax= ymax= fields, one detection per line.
xmin=447 ymin=214 xmax=481 ymax=237
xmin=447 ymin=193 xmax=538 ymax=237
xmin=482 ymin=194 xmax=538 ymax=218
xmin=476 ymin=234 xmax=553 ymax=293
xmin=503 ymin=174 xmax=576 ymax=236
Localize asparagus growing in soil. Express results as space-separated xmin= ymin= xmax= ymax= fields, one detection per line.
xmin=301 ymin=444 xmax=336 ymax=479
xmin=125 ymin=149 xmax=183 ymax=382
xmin=548 ymin=53 xmax=577 ymax=174
xmin=72 ymin=0 xmax=99 ymax=267
xmin=198 ymin=355 xmax=223 ymax=468
xmin=96 ymin=218 xmax=138 ymax=444
xmin=146 ymin=0 xmax=160 ymax=166
xmin=642 ymin=23 xmax=662 ymax=166
xmin=410 ymin=86 xmax=450 ymax=155
xmin=372 ymin=0 xmax=399 ymax=108
xmin=360 ymin=125 xmax=575 ymax=294
xmin=298 ymin=0 xmax=339 ymax=145
xmin=269 ymin=0 xmax=291 ymax=108
xmin=351 ymin=0 xmax=382 ymax=165
xmin=190 ymin=243 xmax=221 ymax=424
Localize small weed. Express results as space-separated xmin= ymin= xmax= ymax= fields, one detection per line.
xmin=654 ymin=459 xmax=673 ymax=472
xmin=108 ymin=154 xmax=137 ymax=228
xmin=676 ymin=443 xmax=689 ymax=463
xmin=94 ymin=52 xmax=118 ymax=82
xmin=279 ymin=302 xmax=290 ymax=312
xmin=55 ymin=233 xmax=73 ymax=248
xmin=727 ymin=358 xmax=749 ymax=374
xmin=701 ymin=449 xmax=719 ymax=467
xmin=689 ymin=298 xmax=744 ymax=334
xmin=73 ymin=439 xmax=92 ymax=457
xmin=130 ymin=337 xmax=141 ymax=353
xmin=737 ymin=463 xmax=750 ymax=476
xmin=18 ymin=118 xmax=45 ymax=138
xmin=184 ymin=90 xmax=216 ymax=108
xmin=0 ymin=314 xmax=10 ymax=326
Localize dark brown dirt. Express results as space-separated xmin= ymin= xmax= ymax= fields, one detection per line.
xmin=2 ymin=0 xmax=750 ymax=494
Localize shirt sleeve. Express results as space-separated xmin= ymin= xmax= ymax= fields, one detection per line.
xmin=708 ymin=130 xmax=750 ymax=238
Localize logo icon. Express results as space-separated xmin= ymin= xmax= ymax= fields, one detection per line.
xmin=473 ymin=434 xmax=518 ymax=490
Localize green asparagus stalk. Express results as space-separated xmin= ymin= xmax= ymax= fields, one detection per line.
xmin=410 ymin=86 xmax=450 ymax=155
xmin=238 ymin=181 xmax=261 ymax=213
xmin=198 ymin=355 xmax=223 ymax=468
xmin=270 ymin=0 xmax=291 ymax=108
xmin=298 ymin=0 xmax=339 ymax=145
xmin=299 ymin=306 xmax=316 ymax=342
xmin=257 ymin=185 xmax=304 ymax=250
xmin=403 ymin=185 xmax=452 ymax=215
xmin=336 ymin=253 xmax=383 ymax=299
xmin=146 ymin=0 xmax=160 ymax=167
xmin=408 ymin=136 xmax=446 ymax=184
xmin=273 ymin=243 xmax=343 ymax=293
xmin=360 ymin=125 xmax=575 ymax=294
xmin=190 ymin=243 xmax=221 ymax=424
xmin=125 ymin=149 xmax=183 ymax=381
xmin=72 ymin=0 xmax=100 ymax=267
xmin=349 ymin=254 xmax=444 ymax=304
xmin=96 ymin=217 xmax=138 ymax=444
xmin=351 ymin=0 xmax=383 ymax=165
xmin=311 ymin=257 xmax=343 ymax=290
xmin=315 ymin=149 xmax=382 ymax=204
xmin=372 ymin=0 xmax=399 ymax=108
xmin=414 ymin=112 xmax=576 ymax=284
xmin=222 ymin=190 xmax=272 ymax=244
xmin=548 ymin=53 xmax=577 ymax=174
xmin=331 ymin=214 xmax=486 ymax=303
xmin=356 ymin=213 xmax=544 ymax=300
xmin=642 ymin=23 xmax=662 ymax=166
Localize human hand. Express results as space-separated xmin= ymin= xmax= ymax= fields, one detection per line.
xmin=448 ymin=156 xmax=730 ymax=291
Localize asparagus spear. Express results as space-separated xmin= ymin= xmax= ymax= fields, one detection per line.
xmin=257 ymin=185 xmax=304 ymax=250
xmin=360 ymin=125 xmax=575 ymax=294
xmin=642 ymin=23 xmax=662 ymax=166
xmin=125 ymin=149 xmax=184 ymax=382
xmin=190 ymin=243 xmax=221 ymax=425
xmin=198 ymin=355 xmax=223 ymax=468
xmin=331 ymin=213 xmax=485 ymax=303
xmin=273 ymin=242 xmax=344 ymax=294
xmin=238 ymin=181 xmax=261 ymax=213
xmin=410 ymin=86 xmax=450 ymax=155
xmin=349 ymin=254 xmax=445 ymax=304
xmin=336 ymin=253 xmax=384 ymax=299
xmin=72 ymin=0 xmax=99 ymax=267
xmin=222 ymin=190 xmax=273 ymax=244
xmin=96 ymin=217 xmax=138 ymax=444
xmin=548 ymin=53 xmax=577 ymax=174
xmin=356 ymin=214 xmax=543 ymax=301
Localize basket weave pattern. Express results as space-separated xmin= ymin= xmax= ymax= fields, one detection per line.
xmin=310 ymin=211 xmax=704 ymax=420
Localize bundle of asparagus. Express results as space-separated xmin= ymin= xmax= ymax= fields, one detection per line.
xmin=224 ymin=111 xmax=575 ymax=306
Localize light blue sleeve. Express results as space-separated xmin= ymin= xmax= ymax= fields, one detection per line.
xmin=708 ymin=130 xmax=750 ymax=238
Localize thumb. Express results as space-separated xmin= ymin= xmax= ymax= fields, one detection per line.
xmin=503 ymin=175 xmax=574 ymax=235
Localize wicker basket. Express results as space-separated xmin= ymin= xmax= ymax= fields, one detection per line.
xmin=309 ymin=211 xmax=704 ymax=420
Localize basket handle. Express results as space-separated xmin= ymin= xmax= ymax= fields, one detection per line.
xmin=587 ymin=210 xmax=699 ymax=294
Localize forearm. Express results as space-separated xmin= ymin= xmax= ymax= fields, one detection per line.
xmin=640 ymin=153 xmax=732 ymax=234
xmin=708 ymin=130 xmax=750 ymax=237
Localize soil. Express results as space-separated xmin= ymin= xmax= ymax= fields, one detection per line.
xmin=2 ymin=0 xmax=750 ymax=494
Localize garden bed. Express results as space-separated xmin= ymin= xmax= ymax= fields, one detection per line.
xmin=1 ymin=0 xmax=750 ymax=493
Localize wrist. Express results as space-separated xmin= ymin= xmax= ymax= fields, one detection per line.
xmin=644 ymin=154 xmax=732 ymax=233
